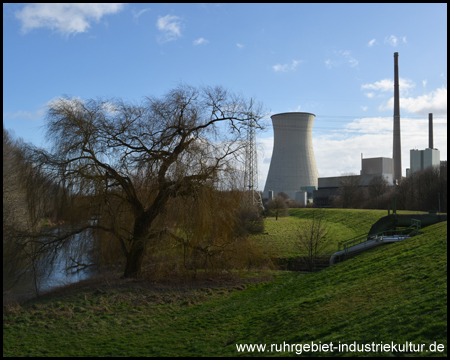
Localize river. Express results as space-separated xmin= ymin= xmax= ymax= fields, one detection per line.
xmin=7 ymin=224 xmax=98 ymax=297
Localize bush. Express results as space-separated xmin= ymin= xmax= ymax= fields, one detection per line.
xmin=265 ymin=196 xmax=289 ymax=220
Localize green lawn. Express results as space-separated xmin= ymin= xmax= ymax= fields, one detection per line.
xmin=3 ymin=219 xmax=447 ymax=357
xmin=255 ymin=208 xmax=393 ymax=258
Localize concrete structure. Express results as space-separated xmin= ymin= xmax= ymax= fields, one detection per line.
xmin=300 ymin=186 xmax=317 ymax=203
xmin=429 ymin=113 xmax=434 ymax=149
xmin=263 ymin=112 xmax=319 ymax=200
xmin=410 ymin=148 xmax=440 ymax=174
xmin=314 ymin=157 xmax=394 ymax=207
xmin=361 ymin=157 xmax=393 ymax=176
xmin=407 ymin=112 xmax=442 ymax=176
xmin=295 ymin=191 xmax=307 ymax=207
xmin=393 ymin=52 xmax=402 ymax=184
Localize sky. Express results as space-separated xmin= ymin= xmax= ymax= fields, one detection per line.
xmin=3 ymin=3 xmax=447 ymax=191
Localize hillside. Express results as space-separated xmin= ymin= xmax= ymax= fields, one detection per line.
xmin=255 ymin=208 xmax=395 ymax=258
xmin=3 ymin=219 xmax=447 ymax=356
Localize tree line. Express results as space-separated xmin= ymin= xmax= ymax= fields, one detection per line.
xmin=332 ymin=167 xmax=447 ymax=212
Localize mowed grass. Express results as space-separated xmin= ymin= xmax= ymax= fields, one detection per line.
xmin=255 ymin=209 xmax=391 ymax=258
xmin=3 ymin=221 xmax=447 ymax=357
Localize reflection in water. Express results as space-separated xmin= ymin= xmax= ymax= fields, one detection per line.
xmin=9 ymin=224 xmax=98 ymax=297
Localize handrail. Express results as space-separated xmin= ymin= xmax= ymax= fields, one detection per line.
xmin=339 ymin=229 xmax=388 ymax=252
xmin=340 ymin=219 xmax=421 ymax=259
xmin=315 ymin=219 xmax=422 ymax=269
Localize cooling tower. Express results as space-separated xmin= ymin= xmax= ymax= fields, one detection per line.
xmin=263 ymin=112 xmax=319 ymax=200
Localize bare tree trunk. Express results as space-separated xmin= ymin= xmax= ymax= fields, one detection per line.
xmin=123 ymin=240 xmax=146 ymax=278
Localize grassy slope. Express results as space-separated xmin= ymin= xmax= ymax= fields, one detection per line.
xmin=3 ymin=220 xmax=447 ymax=357
xmin=256 ymin=209 xmax=391 ymax=258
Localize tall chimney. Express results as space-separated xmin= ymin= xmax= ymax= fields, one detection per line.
xmin=429 ymin=113 xmax=433 ymax=149
xmin=393 ymin=52 xmax=402 ymax=184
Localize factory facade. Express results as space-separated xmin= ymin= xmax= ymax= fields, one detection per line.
xmin=407 ymin=148 xmax=440 ymax=176
xmin=313 ymin=157 xmax=394 ymax=207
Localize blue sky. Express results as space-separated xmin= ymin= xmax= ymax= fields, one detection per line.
xmin=3 ymin=3 xmax=447 ymax=190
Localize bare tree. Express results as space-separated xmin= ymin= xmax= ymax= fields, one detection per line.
xmin=3 ymin=127 xmax=31 ymax=292
xmin=394 ymin=164 xmax=446 ymax=212
xmin=21 ymin=84 xmax=266 ymax=278
xmin=297 ymin=210 xmax=330 ymax=271
xmin=334 ymin=173 xmax=364 ymax=208
xmin=276 ymin=191 xmax=290 ymax=200
xmin=265 ymin=195 xmax=288 ymax=220
xmin=3 ymin=127 xmax=58 ymax=295
xmin=365 ymin=175 xmax=391 ymax=209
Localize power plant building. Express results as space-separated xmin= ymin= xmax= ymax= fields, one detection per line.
xmin=409 ymin=148 xmax=440 ymax=174
xmin=407 ymin=114 xmax=441 ymax=176
xmin=313 ymin=156 xmax=394 ymax=207
xmin=360 ymin=157 xmax=393 ymax=185
xmin=262 ymin=54 xmax=445 ymax=207
xmin=263 ymin=112 xmax=319 ymax=200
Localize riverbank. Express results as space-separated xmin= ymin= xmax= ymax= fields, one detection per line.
xmin=4 ymin=221 xmax=447 ymax=356
xmin=3 ymin=269 xmax=274 ymax=313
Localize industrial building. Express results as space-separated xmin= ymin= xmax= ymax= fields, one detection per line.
xmin=313 ymin=157 xmax=394 ymax=207
xmin=263 ymin=112 xmax=319 ymax=200
xmin=406 ymin=114 xmax=441 ymax=176
xmin=409 ymin=148 xmax=440 ymax=175
xmin=262 ymin=53 xmax=445 ymax=207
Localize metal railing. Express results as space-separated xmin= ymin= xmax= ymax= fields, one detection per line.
xmin=339 ymin=219 xmax=421 ymax=260
xmin=312 ymin=219 xmax=421 ymax=269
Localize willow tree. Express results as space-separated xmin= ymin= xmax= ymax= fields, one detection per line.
xmin=25 ymin=85 xmax=265 ymax=278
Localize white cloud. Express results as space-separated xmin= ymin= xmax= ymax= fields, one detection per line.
xmin=422 ymin=80 xmax=427 ymax=87
xmin=365 ymin=92 xmax=375 ymax=98
xmin=46 ymin=97 xmax=85 ymax=112
xmin=273 ymin=60 xmax=302 ymax=73
xmin=193 ymin=37 xmax=208 ymax=46
xmin=347 ymin=57 xmax=359 ymax=68
xmin=15 ymin=3 xmax=124 ymax=36
xmin=325 ymin=50 xmax=358 ymax=69
xmin=314 ymin=116 xmax=447 ymax=177
xmin=338 ymin=50 xmax=358 ymax=67
xmin=257 ymin=115 xmax=447 ymax=188
xmin=101 ymin=102 xmax=118 ymax=114
xmin=367 ymin=39 xmax=376 ymax=47
xmin=384 ymin=35 xmax=406 ymax=47
xmin=236 ymin=43 xmax=244 ymax=49
xmin=378 ymin=86 xmax=447 ymax=116
xmin=3 ymin=109 xmax=46 ymax=119
xmin=132 ymin=8 xmax=150 ymax=23
xmin=361 ymin=78 xmax=415 ymax=96
xmin=156 ymin=14 xmax=182 ymax=43
xmin=361 ymin=106 xmax=368 ymax=111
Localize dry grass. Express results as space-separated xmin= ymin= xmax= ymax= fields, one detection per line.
xmin=3 ymin=269 xmax=274 ymax=315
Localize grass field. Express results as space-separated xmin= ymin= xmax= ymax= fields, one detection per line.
xmin=255 ymin=208 xmax=395 ymax=258
xmin=3 ymin=214 xmax=447 ymax=357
